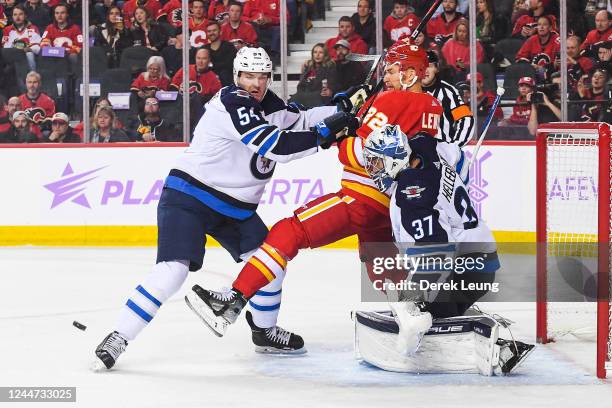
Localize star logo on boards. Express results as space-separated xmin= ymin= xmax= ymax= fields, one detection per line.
xmin=43 ymin=163 xmax=106 ymax=209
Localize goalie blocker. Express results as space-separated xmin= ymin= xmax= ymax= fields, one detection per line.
xmin=352 ymin=311 xmax=534 ymax=376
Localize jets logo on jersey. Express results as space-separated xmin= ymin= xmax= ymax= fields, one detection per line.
xmin=250 ymin=154 xmax=276 ymax=180
xmin=401 ymin=185 xmax=426 ymax=200
xmin=232 ymin=89 xmax=251 ymax=99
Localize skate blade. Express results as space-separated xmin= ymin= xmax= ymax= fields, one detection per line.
xmin=254 ymin=345 xmax=308 ymax=355
xmin=185 ymin=293 xmax=228 ymax=337
xmin=505 ymin=345 xmax=536 ymax=375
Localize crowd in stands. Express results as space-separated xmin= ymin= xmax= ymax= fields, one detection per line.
xmin=1 ymin=0 xmax=611 ymax=144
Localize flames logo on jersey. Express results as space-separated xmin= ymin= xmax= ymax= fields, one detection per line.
xmin=532 ymin=53 xmax=552 ymax=67
xmin=170 ymin=8 xmax=182 ymax=27
xmin=53 ymin=36 xmax=73 ymax=48
xmin=187 ymin=80 xmax=204 ymax=94
xmin=25 ymin=107 xmax=48 ymax=124
xmin=190 ymin=30 xmax=208 ymax=47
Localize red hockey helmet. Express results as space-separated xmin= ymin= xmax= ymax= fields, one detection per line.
xmin=384 ymin=41 xmax=428 ymax=79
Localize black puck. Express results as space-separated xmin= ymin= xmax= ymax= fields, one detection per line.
xmin=73 ymin=321 xmax=87 ymax=331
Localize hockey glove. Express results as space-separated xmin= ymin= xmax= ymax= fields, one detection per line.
xmin=313 ymin=112 xmax=361 ymax=149
xmin=332 ymin=85 xmax=372 ymax=113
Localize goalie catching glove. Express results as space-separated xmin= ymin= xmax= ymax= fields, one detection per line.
xmin=332 ymin=85 xmax=372 ymax=113
xmin=312 ymin=111 xmax=361 ymax=149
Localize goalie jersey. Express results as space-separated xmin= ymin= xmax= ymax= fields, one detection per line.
xmin=389 ymin=133 xmax=496 ymax=259
xmin=168 ymin=85 xmax=337 ymax=220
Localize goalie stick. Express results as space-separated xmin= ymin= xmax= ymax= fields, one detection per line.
xmin=459 ymin=87 xmax=505 ymax=183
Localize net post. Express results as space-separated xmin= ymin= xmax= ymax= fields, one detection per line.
xmin=597 ymin=123 xmax=611 ymax=379
xmin=536 ymin=126 xmax=549 ymax=344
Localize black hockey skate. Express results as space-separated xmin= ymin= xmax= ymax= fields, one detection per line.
xmin=93 ymin=331 xmax=128 ymax=370
xmin=245 ymin=310 xmax=306 ymax=355
xmin=497 ymin=339 xmax=535 ymax=374
xmin=185 ymin=285 xmax=247 ymax=337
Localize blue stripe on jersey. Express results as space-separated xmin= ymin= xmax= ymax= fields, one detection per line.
xmin=249 ymin=300 xmax=281 ymax=311
xmin=405 ymin=244 xmax=456 ymax=256
xmin=241 ymin=124 xmax=270 ymax=144
xmin=255 ymin=289 xmax=282 ymax=296
xmin=127 ymin=299 xmax=153 ymax=322
xmin=165 ymin=176 xmax=253 ymax=220
xmin=257 ymin=129 xmax=280 ymax=156
xmin=136 ymin=285 xmax=162 ymax=307
xmin=480 ymin=257 xmax=501 ymax=273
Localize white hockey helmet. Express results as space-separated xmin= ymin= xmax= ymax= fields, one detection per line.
xmin=363 ymin=125 xmax=412 ymax=192
xmin=233 ymin=46 xmax=274 ymax=88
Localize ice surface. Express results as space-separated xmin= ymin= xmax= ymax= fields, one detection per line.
xmin=1 ymin=247 xmax=610 ymax=408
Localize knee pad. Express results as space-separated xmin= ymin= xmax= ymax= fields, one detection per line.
xmin=142 ymin=260 xmax=189 ymax=301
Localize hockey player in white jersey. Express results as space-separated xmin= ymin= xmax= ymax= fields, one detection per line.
xmin=93 ymin=47 xmax=359 ymax=370
xmin=358 ymin=124 xmax=533 ymax=374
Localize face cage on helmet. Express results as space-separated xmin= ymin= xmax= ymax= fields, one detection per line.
xmin=364 ymin=149 xmax=394 ymax=192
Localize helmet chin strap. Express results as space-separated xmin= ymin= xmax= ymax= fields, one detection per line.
xmin=400 ymin=71 xmax=418 ymax=90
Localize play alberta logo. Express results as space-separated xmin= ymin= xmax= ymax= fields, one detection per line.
xmin=44 ymin=163 xmax=106 ymax=209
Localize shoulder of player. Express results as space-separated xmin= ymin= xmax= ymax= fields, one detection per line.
xmin=219 ymin=85 xmax=260 ymax=109
xmin=394 ymin=169 xmax=435 ymax=206
xmin=259 ymin=89 xmax=288 ymax=115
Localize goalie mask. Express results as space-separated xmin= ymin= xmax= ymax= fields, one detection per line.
xmin=363 ymin=125 xmax=412 ymax=192
xmin=233 ymin=46 xmax=274 ymax=91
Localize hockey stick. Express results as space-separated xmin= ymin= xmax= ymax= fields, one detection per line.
xmin=356 ymin=0 xmax=444 ymax=121
xmin=459 ymin=87 xmax=505 ymax=183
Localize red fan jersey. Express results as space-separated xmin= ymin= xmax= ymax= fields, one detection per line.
xmin=325 ymin=33 xmax=368 ymax=60
xmin=220 ymin=21 xmax=258 ymax=45
xmin=580 ymin=27 xmax=612 ymax=53
xmin=208 ymin=0 xmax=229 ymax=21
xmin=157 ymin=0 xmax=183 ymax=27
xmin=337 ymin=90 xmax=443 ymax=214
xmin=384 ymin=13 xmax=420 ymax=43
xmin=0 ymin=6 xmax=7 ymax=29
xmin=243 ymin=0 xmax=288 ymax=27
xmin=123 ymin=0 xmax=162 ymax=29
xmin=515 ymin=33 xmax=560 ymax=67
xmin=170 ymin=66 xmax=222 ymax=96
xmin=130 ymin=73 xmax=171 ymax=92
xmin=426 ymin=13 xmax=463 ymax=43
xmin=509 ymin=95 xmax=531 ymax=125
xmin=40 ymin=23 xmax=82 ymax=54
xmin=512 ymin=14 xmax=557 ymax=37
xmin=188 ymin=17 xmax=210 ymax=47
xmin=19 ymin=93 xmax=56 ymax=122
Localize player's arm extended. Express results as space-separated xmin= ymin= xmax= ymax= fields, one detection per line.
xmin=226 ymin=97 xmax=356 ymax=163
xmin=260 ymin=91 xmax=338 ymax=131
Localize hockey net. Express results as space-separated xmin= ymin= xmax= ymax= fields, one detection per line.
xmin=536 ymin=122 xmax=612 ymax=378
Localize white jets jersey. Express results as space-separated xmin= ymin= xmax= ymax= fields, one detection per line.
xmin=168 ymin=85 xmax=336 ymax=220
xmin=389 ymin=135 xmax=496 ymax=258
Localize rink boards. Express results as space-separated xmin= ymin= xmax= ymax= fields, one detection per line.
xmin=0 ymin=141 xmax=537 ymax=246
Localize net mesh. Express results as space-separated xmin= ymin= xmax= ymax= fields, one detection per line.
xmin=544 ymin=131 xmax=611 ymax=364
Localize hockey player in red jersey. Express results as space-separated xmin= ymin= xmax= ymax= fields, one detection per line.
xmin=186 ymin=41 xmax=444 ymax=350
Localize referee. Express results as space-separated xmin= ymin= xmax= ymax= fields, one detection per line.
xmin=422 ymin=51 xmax=475 ymax=148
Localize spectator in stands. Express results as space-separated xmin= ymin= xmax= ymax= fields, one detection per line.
xmin=131 ymin=56 xmax=171 ymax=101
xmin=383 ymin=0 xmax=420 ymax=47
xmin=45 ymin=112 xmax=80 ymax=142
xmin=123 ymin=0 xmax=161 ymax=29
xmin=580 ymin=10 xmax=612 ymax=58
xmin=290 ymin=43 xmax=336 ymax=107
xmin=0 ymin=5 xmax=7 ymax=30
xmin=181 ymin=0 xmax=210 ymax=49
xmin=427 ymin=0 xmax=464 ymax=47
xmin=6 ymin=96 xmax=23 ymax=121
xmin=40 ymin=3 xmax=82 ymax=67
xmin=515 ymin=15 xmax=560 ymax=79
xmin=156 ymin=0 xmax=181 ymax=29
xmin=0 ymin=110 xmax=38 ymax=143
xmin=19 ymin=71 xmax=55 ymax=123
xmin=208 ymin=0 xmax=231 ymax=22
xmin=241 ymin=0 xmax=284 ymax=63
xmin=134 ymin=96 xmax=178 ymax=141
xmin=441 ymin=19 xmax=484 ymax=81
xmin=464 ymin=72 xmax=503 ymax=124
xmin=596 ymin=41 xmax=612 ymax=72
xmin=65 ymin=0 xmax=82 ymax=26
xmin=476 ymin=0 xmax=496 ymax=46
xmin=500 ymin=76 xmax=534 ymax=127
xmin=220 ymin=2 xmax=258 ymax=47
xmin=557 ymin=35 xmax=595 ymax=92
xmin=512 ymin=0 xmax=557 ymax=40
xmin=333 ymin=39 xmax=366 ymax=92
xmin=90 ymin=106 xmax=130 ymax=142
xmin=351 ymin=0 xmax=375 ymax=53
xmin=2 ymin=0 xmax=15 ymax=27
xmin=24 ymin=0 xmax=52 ymax=33
xmin=2 ymin=5 xmax=42 ymax=71
xmin=131 ymin=6 xmax=168 ymax=52
xmin=325 ymin=16 xmax=368 ymax=60
xmin=511 ymin=0 xmax=530 ymax=25
xmin=205 ymin=20 xmax=237 ymax=86
xmin=0 ymin=96 xmax=9 ymax=134
xmin=94 ymin=6 xmax=133 ymax=68
xmin=73 ymin=96 xmax=125 ymax=138
xmin=527 ymin=72 xmax=561 ymax=136
xmin=577 ymin=68 xmax=609 ymax=121
xmin=171 ymin=47 xmax=222 ymax=101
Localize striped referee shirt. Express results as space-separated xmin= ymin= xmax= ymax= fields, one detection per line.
xmin=423 ymin=79 xmax=475 ymax=147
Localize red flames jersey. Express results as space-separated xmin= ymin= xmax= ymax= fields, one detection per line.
xmin=243 ymin=0 xmax=287 ymax=26
xmin=383 ymin=13 xmax=420 ymax=42
xmin=188 ymin=18 xmax=210 ymax=47
xmin=130 ymin=73 xmax=171 ymax=92
xmin=337 ymin=90 xmax=443 ymax=214
xmin=19 ymin=93 xmax=56 ymax=122
xmin=123 ymin=0 xmax=162 ymax=29
xmin=170 ymin=66 xmax=222 ymax=96
xmin=426 ymin=13 xmax=463 ymax=43
xmin=40 ymin=23 xmax=83 ymax=54
xmin=515 ymin=33 xmax=560 ymax=67
xmin=220 ymin=21 xmax=258 ymax=45
xmin=157 ymin=0 xmax=183 ymax=27
xmin=581 ymin=27 xmax=612 ymax=53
